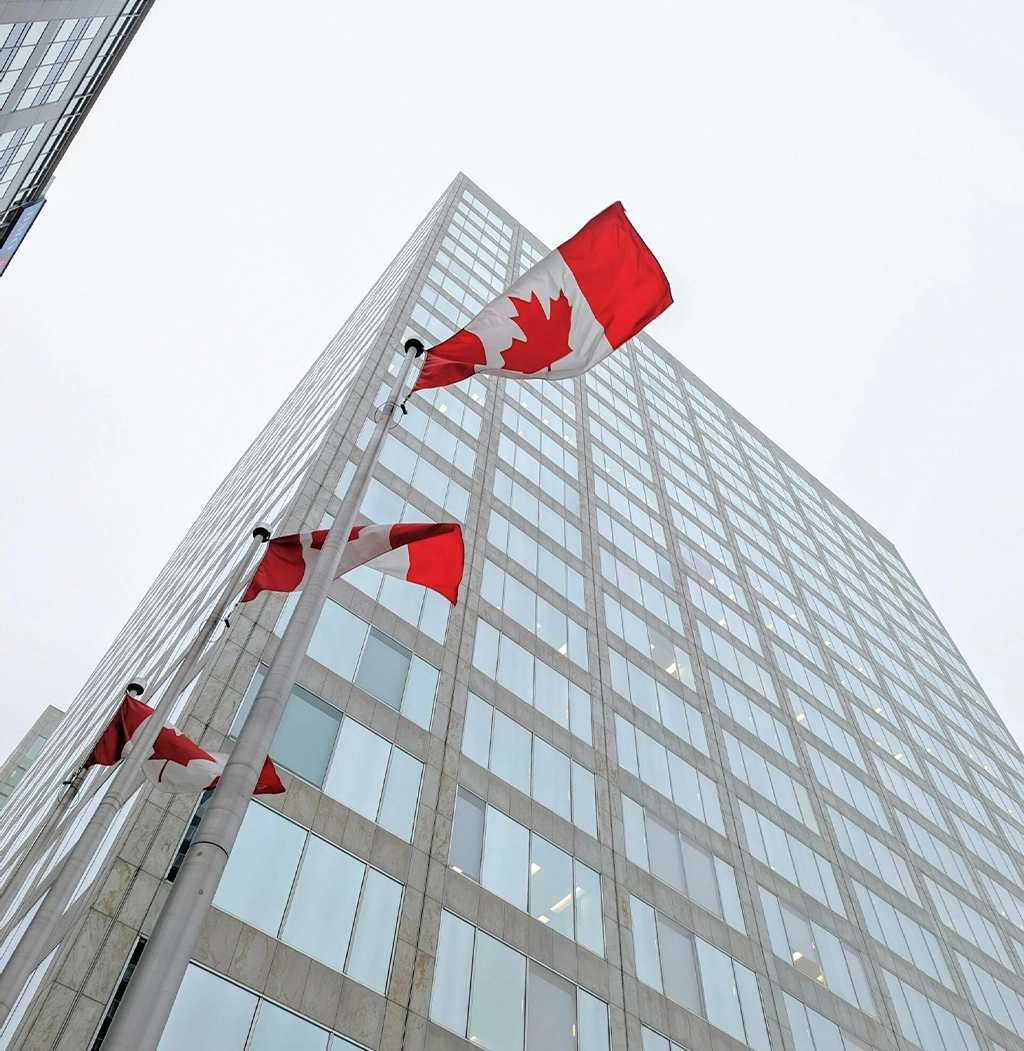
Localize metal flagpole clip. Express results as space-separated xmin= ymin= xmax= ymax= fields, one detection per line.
xmin=398 ymin=337 xmax=425 ymax=416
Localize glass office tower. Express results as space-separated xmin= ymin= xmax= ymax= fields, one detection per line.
xmin=0 ymin=1 xmax=154 ymax=268
xmin=2 ymin=174 xmax=1023 ymax=1051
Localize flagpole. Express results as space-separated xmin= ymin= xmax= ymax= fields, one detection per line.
xmin=0 ymin=641 xmax=202 ymax=926
xmin=0 ymin=523 xmax=272 ymax=1025
xmin=102 ymin=339 xmax=425 ymax=1051
xmin=0 ymin=750 xmax=103 ymax=924
xmin=0 ymin=767 xmax=119 ymax=949
xmin=0 ymin=717 xmax=135 ymax=933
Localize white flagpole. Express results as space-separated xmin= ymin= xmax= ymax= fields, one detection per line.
xmin=101 ymin=339 xmax=425 ymax=1051
xmin=0 ymin=766 xmax=118 ymax=946
xmin=0 ymin=634 xmax=207 ymax=914
xmin=0 ymin=727 xmax=122 ymax=925
xmin=0 ymin=523 xmax=271 ymax=1024
xmin=0 ymin=720 xmax=136 ymax=937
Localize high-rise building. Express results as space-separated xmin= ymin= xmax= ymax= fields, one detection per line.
xmin=1 ymin=174 xmax=1023 ymax=1051
xmin=0 ymin=1 xmax=154 ymax=274
xmin=0 ymin=707 xmax=63 ymax=810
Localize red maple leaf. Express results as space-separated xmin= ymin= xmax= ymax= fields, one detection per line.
xmin=501 ymin=290 xmax=573 ymax=374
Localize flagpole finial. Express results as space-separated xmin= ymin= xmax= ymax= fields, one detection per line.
xmin=251 ymin=523 xmax=272 ymax=543
xmin=404 ymin=337 xmax=425 ymax=356
xmin=125 ymin=677 xmax=147 ymax=697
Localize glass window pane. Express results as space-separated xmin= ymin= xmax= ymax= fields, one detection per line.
xmin=631 ymin=896 xmax=663 ymax=992
xmin=574 ymin=860 xmax=604 ymax=957
xmin=621 ymin=795 xmax=649 ymax=868
xmin=270 ymin=685 xmax=342 ymax=786
xmin=214 ymin=804 xmax=304 ymax=936
xmin=734 ymin=959 xmax=770 ymax=1050
xmin=696 ymin=940 xmax=744 ymax=1043
xmin=451 ymin=788 xmax=486 ymax=880
xmin=430 ymin=911 xmax=474 ymax=1035
xmin=419 ymin=590 xmax=450 ymax=644
xmin=474 ymin=621 xmax=499 ymax=677
xmin=307 ymin=600 xmax=366 ymax=680
xmin=497 ymin=635 xmax=533 ymax=698
xmin=323 ymin=719 xmax=390 ymax=821
xmin=403 ymin=656 xmax=437 ymax=728
xmin=354 ymin=628 xmax=411 ymax=707
xmin=656 ymin=914 xmax=700 ymax=1013
xmin=247 ymin=1001 xmax=330 ymax=1051
xmin=571 ymin=763 xmax=598 ymax=837
xmin=232 ymin=669 xmax=341 ymax=788
xmin=535 ymin=661 xmax=570 ymax=728
xmin=714 ymin=856 xmax=745 ymax=931
xmin=528 ymin=836 xmax=574 ymax=940
xmin=636 ymin=734 xmax=671 ymax=797
xmin=641 ymin=1028 xmax=670 ymax=1051
xmin=378 ymin=748 xmax=423 ymax=841
xmin=481 ymin=808 xmax=529 ymax=910
xmin=526 ymin=961 xmax=575 ymax=1051
xmin=379 ymin=576 xmax=424 ymax=624
xmin=645 ymin=813 xmax=684 ymax=892
xmin=491 ymin=710 xmax=531 ymax=794
xmin=361 ymin=478 xmax=404 ymax=523
xmin=462 ymin=694 xmax=493 ymax=767
xmin=469 ymin=932 xmax=526 ymax=1051
xmin=569 ymin=684 xmax=592 ymax=744
xmin=679 ymin=836 xmax=720 ymax=916
xmin=577 ymin=990 xmax=610 ymax=1051
xmin=504 ymin=575 xmax=535 ymax=626
xmin=156 ymin=965 xmax=257 ymax=1051
xmin=532 ymin=738 xmax=571 ymax=821
xmin=281 ymin=836 xmax=363 ymax=971
xmin=346 ymin=869 xmax=402 ymax=992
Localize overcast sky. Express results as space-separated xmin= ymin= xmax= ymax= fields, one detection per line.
xmin=1 ymin=0 xmax=1022 ymax=762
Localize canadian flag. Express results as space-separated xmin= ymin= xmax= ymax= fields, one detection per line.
xmin=413 ymin=202 xmax=671 ymax=392
xmin=87 ymin=694 xmax=284 ymax=795
xmin=241 ymin=522 xmax=464 ymax=605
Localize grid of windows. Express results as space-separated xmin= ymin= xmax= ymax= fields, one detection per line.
xmin=449 ymin=787 xmax=604 ymax=955
xmin=0 ymin=123 xmax=43 ymax=197
xmin=759 ymin=885 xmax=874 ymax=1014
xmin=616 ymin=713 xmax=722 ymax=831
xmin=213 ymin=803 xmax=402 ymax=992
xmin=630 ymin=894 xmax=770 ymax=1050
xmin=15 ymin=17 xmax=103 ymax=110
xmin=0 ymin=23 xmax=45 ymax=106
xmin=461 ymin=694 xmax=598 ymax=836
xmin=472 ymin=620 xmax=592 ymax=743
xmin=620 ymin=792 xmax=744 ymax=930
xmin=147 ymin=964 xmax=370 ymax=1051
xmin=430 ymin=911 xmax=609 ymax=1051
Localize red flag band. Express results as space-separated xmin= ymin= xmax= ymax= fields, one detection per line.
xmin=87 ymin=694 xmax=283 ymax=796
xmin=242 ymin=521 xmax=464 ymax=605
xmin=413 ymin=202 xmax=671 ymax=391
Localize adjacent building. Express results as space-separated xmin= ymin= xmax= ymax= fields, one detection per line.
xmin=1 ymin=174 xmax=1023 ymax=1051
xmin=0 ymin=1 xmax=154 ymax=274
xmin=0 ymin=706 xmax=63 ymax=809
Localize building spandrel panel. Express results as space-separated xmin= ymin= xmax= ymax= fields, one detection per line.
xmin=3 ymin=174 xmax=1024 ymax=1051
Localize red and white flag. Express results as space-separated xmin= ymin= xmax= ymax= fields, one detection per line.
xmin=87 ymin=694 xmax=284 ymax=795
xmin=412 ymin=202 xmax=671 ymax=392
xmin=242 ymin=522 xmax=464 ymax=605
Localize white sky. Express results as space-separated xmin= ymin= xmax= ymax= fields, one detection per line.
xmin=1 ymin=0 xmax=1021 ymax=762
